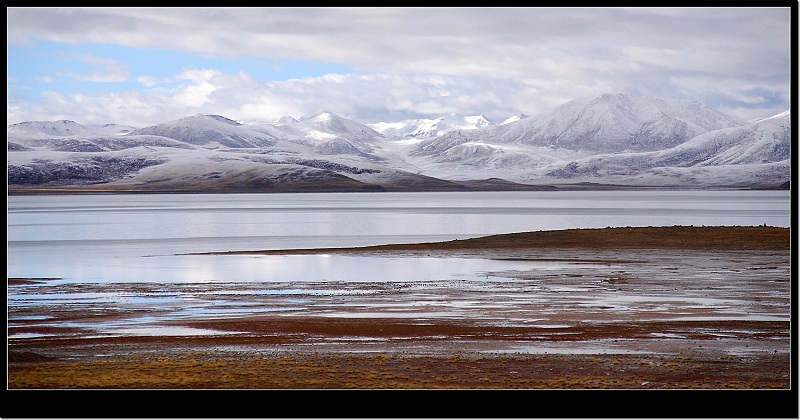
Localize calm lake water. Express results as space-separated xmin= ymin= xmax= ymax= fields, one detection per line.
xmin=7 ymin=190 xmax=791 ymax=284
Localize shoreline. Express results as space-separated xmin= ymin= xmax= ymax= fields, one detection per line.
xmin=8 ymin=182 xmax=789 ymax=196
xmin=198 ymin=225 xmax=790 ymax=255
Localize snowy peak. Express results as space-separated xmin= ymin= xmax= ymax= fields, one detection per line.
xmin=368 ymin=114 xmax=496 ymax=139
xmin=128 ymin=113 xmax=275 ymax=148
xmin=274 ymin=116 xmax=299 ymax=125
xmin=501 ymin=114 xmax=530 ymax=125
xmin=449 ymin=114 xmax=494 ymax=129
xmin=7 ymin=120 xmax=95 ymax=137
xmin=6 ymin=120 xmax=139 ymax=138
xmin=754 ymin=110 xmax=791 ymax=123
xmin=290 ymin=111 xmax=385 ymax=143
xmin=305 ymin=111 xmax=347 ymax=127
xmin=410 ymin=92 xmax=761 ymax=171
xmin=546 ymin=109 xmax=790 ymax=184
xmin=204 ymin=114 xmax=242 ymax=126
xmin=497 ymin=93 xmax=746 ymax=152
xmin=569 ymin=93 xmax=744 ymax=131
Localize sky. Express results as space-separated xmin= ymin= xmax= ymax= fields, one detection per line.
xmin=6 ymin=7 xmax=794 ymax=128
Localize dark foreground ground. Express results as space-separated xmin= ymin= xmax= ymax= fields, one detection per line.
xmin=6 ymin=226 xmax=796 ymax=417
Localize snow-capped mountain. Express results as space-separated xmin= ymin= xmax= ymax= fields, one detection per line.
xmin=500 ymin=114 xmax=529 ymax=125
xmin=368 ymin=114 xmax=495 ymax=139
xmin=267 ymin=111 xmax=392 ymax=160
xmin=129 ymin=114 xmax=278 ymax=148
xmin=273 ymin=116 xmax=299 ymax=125
xmin=414 ymin=93 xmax=745 ymax=158
xmin=8 ymin=120 xmax=102 ymax=138
xmin=7 ymin=93 xmax=791 ymax=193
xmin=279 ymin=111 xmax=385 ymax=144
xmin=7 ymin=120 xmax=139 ymax=139
xmin=541 ymin=110 xmax=791 ymax=187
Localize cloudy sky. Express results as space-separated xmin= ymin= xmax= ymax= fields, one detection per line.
xmin=7 ymin=7 xmax=792 ymax=128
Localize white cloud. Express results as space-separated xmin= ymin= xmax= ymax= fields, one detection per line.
xmin=59 ymin=54 xmax=129 ymax=83
xmin=137 ymin=75 xmax=159 ymax=87
xmin=6 ymin=7 xmax=791 ymax=126
xmin=173 ymin=69 xmax=220 ymax=108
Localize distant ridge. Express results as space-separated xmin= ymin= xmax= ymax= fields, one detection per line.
xmin=7 ymin=93 xmax=790 ymax=192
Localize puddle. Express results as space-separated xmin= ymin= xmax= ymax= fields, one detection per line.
xmin=487 ymin=346 xmax=655 ymax=355
xmin=8 ymin=332 xmax=54 ymax=339
xmin=113 ymin=326 xmax=243 ymax=337
xmin=9 ymin=254 xmax=605 ymax=284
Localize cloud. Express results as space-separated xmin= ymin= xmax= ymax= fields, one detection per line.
xmin=137 ymin=75 xmax=159 ymax=87
xmin=8 ymin=8 xmax=788 ymax=77
xmin=6 ymin=7 xmax=792 ymax=126
xmin=59 ymin=53 xmax=129 ymax=83
xmin=174 ymin=69 xmax=220 ymax=108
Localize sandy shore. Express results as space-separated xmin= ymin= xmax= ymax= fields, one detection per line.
xmin=6 ymin=226 xmax=795 ymax=417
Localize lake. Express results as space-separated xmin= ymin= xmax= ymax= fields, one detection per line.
xmin=7 ymin=190 xmax=790 ymax=284
xmin=7 ymin=189 xmax=791 ymax=351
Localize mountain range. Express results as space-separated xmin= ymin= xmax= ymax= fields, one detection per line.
xmin=7 ymin=93 xmax=791 ymax=193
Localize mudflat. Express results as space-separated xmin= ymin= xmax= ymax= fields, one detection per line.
xmin=7 ymin=226 xmax=792 ymax=403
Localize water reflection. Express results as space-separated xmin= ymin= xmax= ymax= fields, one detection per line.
xmin=8 ymin=190 xmax=790 ymax=284
xmin=11 ymin=253 xmax=602 ymax=284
